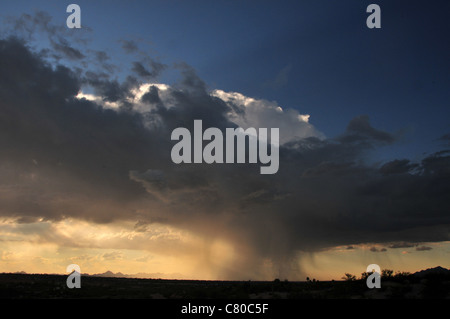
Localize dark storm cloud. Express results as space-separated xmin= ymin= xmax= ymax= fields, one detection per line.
xmin=388 ymin=242 xmax=417 ymax=249
xmin=50 ymin=36 xmax=85 ymax=60
xmin=132 ymin=61 xmax=152 ymax=77
xmin=379 ymin=159 xmax=418 ymax=175
xmin=131 ymin=59 xmax=166 ymax=79
xmin=141 ymin=85 xmax=161 ymax=104
xmin=126 ymin=95 xmax=449 ymax=278
xmin=1 ymin=11 xmax=449 ymax=279
xmin=89 ymin=50 xmax=116 ymax=74
xmin=120 ymin=39 xmax=139 ymax=53
xmin=415 ymin=246 xmax=432 ymax=251
xmin=83 ymin=71 xmax=124 ymax=101
xmin=3 ymin=10 xmax=91 ymax=45
xmin=0 ymin=37 xmax=170 ymax=223
xmin=120 ymin=40 xmax=167 ymax=80
xmin=93 ymin=50 xmax=109 ymax=63
xmin=6 ymin=11 xmax=57 ymax=39
xmin=439 ymin=133 xmax=450 ymax=141
xmin=437 ymin=133 xmax=450 ymax=147
xmin=338 ymin=115 xmax=396 ymax=145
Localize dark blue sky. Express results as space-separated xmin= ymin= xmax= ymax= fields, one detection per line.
xmin=2 ymin=0 xmax=449 ymax=162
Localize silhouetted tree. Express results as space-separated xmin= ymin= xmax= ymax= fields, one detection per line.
xmin=360 ymin=272 xmax=371 ymax=280
xmin=342 ymin=273 xmax=356 ymax=281
xmin=381 ymin=269 xmax=394 ymax=278
xmin=394 ymin=271 xmax=411 ymax=278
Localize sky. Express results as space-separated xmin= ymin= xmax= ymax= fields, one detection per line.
xmin=0 ymin=0 xmax=449 ymax=281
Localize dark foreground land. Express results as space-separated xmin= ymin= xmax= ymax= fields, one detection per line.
xmin=1 ymin=268 xmax=449 ymax=299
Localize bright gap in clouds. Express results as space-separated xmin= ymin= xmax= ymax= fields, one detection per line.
xmin=76 ymin=83 xmax=324 ymax=145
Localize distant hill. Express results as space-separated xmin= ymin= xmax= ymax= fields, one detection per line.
xmin=90 ymin=270 xmax=186 ymax=280
xmin=413 ymin=266 xmax=450 ymax=277
xmin=2 ymin=268 xmax=450 ymax=299
xmin=91 ymin=270 xmax=125 ymax=278
xmin=92 ymin=267 xmax=450 ymax=280
xmin=7 ymin=266 xmax=450 ymax=281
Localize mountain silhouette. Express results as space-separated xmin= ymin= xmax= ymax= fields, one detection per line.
xmin=90 ymin=271 xmax=185 ymax=279
xmin=413 ymin=266 xmax=450 ymax=277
